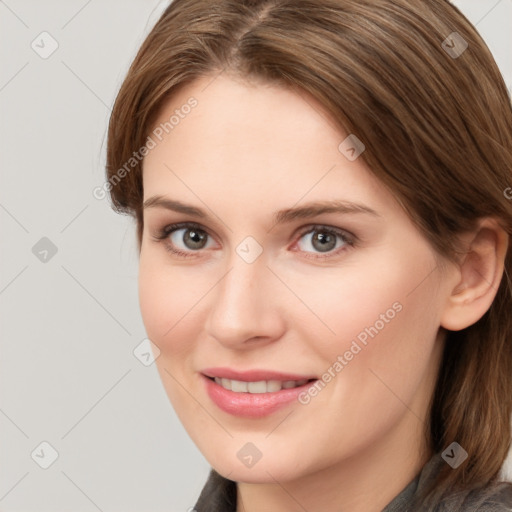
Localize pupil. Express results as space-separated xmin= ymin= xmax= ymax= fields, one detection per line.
xmin=313 ymin=232 xmax=335 ymax=252
xmin=184 ymin=229 xmax=207 ymax=249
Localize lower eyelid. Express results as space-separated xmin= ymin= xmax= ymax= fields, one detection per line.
xmin=164 ymin=243 xmax=201 ymax=258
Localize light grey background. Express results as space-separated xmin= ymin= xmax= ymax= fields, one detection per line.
xmin=0 ymin=1 xmax=511 ymax=511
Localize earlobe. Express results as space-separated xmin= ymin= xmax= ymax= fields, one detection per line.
xmin=440 ymin=218 xmax=509 ymax=332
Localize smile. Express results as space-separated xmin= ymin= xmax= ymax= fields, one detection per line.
xmin=212 ymin=377 xmax=311 ymax=393
xmin=202 ymin=373 xmax=319 ymax=418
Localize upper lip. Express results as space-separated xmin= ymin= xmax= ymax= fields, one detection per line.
xmin=201 ymin=367 xmax=317 ymax=382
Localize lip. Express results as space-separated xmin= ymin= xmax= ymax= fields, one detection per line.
xmin=201 ymin=367 xmax=317 ymax=382
xmin=200 ymin=371 xmax=318 ymax=418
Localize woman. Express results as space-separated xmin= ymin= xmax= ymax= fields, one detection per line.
xmin=105 ymin=0 xmax=512 ymax=510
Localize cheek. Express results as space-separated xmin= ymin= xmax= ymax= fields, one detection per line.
xmin=138 ymin=251 xmax=222 ymax=365
xmin=138 ymin=262 xmax=169 ymax=343
xmin=138 ymin=254 xmax=195 ymax=351
xmin=138 ymin=257 xmax=203 ymax=411
xmin=289 ymin=249 xmax=437 ymax=356
xmin=295 ymin=249 xmax=442 ymax=401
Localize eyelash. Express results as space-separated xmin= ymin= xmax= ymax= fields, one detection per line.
xmin=151 ymin=221 xmax=357 ymax=260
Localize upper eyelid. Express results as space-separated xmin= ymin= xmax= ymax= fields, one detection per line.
xmin=162 ymin=221 xmax=350 ymax=236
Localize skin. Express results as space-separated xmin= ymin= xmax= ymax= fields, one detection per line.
xmin=138 ymin=73 xmax=508 ymax=512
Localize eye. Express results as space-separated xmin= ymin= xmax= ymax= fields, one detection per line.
xmin=170 ymin=227 xmax=211 ymax=250
xmin=152 ymin=222 xmax=356 ymax=260
xmin=293 ymin=225 xmax=355 ymax=258
xmin=153 ymin=222 xmax=216 ymax=258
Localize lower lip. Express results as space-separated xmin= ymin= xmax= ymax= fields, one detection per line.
xmin=202 ymin=374 xmax=317 ymax=418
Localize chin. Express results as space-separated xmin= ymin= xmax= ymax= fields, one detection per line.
xmin=203 ymin=446 xmax=311 ymax=484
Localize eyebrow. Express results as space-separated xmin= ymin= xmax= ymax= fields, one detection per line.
xmin=143 ymin=195 xmax=380 ymax=224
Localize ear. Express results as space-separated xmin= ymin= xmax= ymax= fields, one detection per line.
xmin=440 ymin=217 xmax=509 ymax=331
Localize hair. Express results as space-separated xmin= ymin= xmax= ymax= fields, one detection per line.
xmin=105 ymin=0 xmax=512 ymax=508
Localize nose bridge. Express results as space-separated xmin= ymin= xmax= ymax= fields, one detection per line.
xmin=224 ymin=257 xmax=259 ymax=300
xmin=205 ymin=248 xmax=282 ymax=346
xmin=215 ymin=253 xmax=266 ymax=322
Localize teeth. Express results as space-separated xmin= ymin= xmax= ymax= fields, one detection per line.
xmin=247 ymin=381 xmax=266 ymax=393
xmin=266 ymin=380 xmax=282 ymax=392
xmin=213 ymin=377 xmax=309 ymax=393
xmin=221 ymin=378 xmax=232 ymax=391
xmin=231 ymin=380 xmax=248 ymax=392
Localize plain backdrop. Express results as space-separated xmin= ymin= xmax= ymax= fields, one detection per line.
xmin=0 ymin=1 xmax=511 ymax=511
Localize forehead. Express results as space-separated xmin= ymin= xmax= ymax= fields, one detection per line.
xmin=141 ymin=74 xmax=396 ymax=217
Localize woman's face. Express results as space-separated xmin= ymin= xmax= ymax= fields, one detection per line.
xmin=139 ymin=74 xmax=458 ymax=483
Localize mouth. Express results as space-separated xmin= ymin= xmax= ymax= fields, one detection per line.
xmin=201 ymin=372 xmax=319 ymax=418
xmin=205 ymin=375 xmax=317 ymax=394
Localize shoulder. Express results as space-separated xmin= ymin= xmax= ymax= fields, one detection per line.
xmin=473 ymin=482 xmax=512 ymax=511
xmin=427 ymin=481 xmax=512 ymax=511
xmin=194 ymin=469 xmax=237 ymax=512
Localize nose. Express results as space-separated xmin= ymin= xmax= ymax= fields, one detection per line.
xmin=204 ymin=253 xmax=286 ymax=349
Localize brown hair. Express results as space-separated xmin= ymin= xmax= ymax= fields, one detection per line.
xmin=105 ymin=0 xmax=512 ymax=507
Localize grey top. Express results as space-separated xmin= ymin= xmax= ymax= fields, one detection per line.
xmin=194 ymin=452 xmax=512 ymax=511
xmin=382 ymin=452 xmax=512 ymax=511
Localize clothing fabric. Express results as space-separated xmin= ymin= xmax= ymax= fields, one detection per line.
xmin=382 ymin=452 xmax=512 ymax=511
xmin=194 ymin=452 xmax=512 ymax=511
